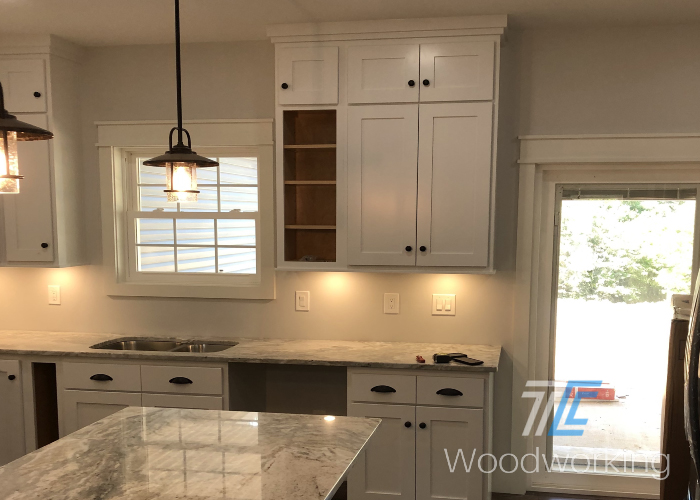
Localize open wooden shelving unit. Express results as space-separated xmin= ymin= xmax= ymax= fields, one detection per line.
xmin=283 ymin=110 xmax=337 ymax=262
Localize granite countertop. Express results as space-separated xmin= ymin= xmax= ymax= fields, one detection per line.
xmin=0 ymin=407 xmax=380 ymax=500
xmin=0 ymin=330 xmax=501 ymax=372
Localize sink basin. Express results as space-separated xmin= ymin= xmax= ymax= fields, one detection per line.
xmin=171 ymin=342 xmax=238 ymax=353
xmin=90 ymin=338 xmax=238 ymax=353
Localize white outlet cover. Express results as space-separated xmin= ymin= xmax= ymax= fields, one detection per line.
xmin=295 ymin=291 xmax=310 ymax=312
xmin=432 ymin=294 xmax=455 ymax=316
xmin=384 ymin=293 xmax=400 ymax=314
xmin=48 ymin=285 xmax=61 ymax=305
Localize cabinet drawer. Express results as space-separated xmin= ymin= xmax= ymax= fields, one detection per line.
xmin=63 ymin=362 xmax=141 ymax=392
xmin=141 ymin=365 xmax=223 ymax=395
xmin=417 ymin=376 xmax=483 ymax=408
xmin=350 ymin=373 xmax=416 ymax=404
xmin=142 ymin=393 xmax=224 ymax=411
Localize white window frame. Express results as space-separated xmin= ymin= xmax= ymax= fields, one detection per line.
xmin=98 ymin=119 xmax=275 ymax=299
xmin=511 ymin=134 xmax=700 ymax=496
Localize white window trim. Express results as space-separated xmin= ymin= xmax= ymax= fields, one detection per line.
xmin=511 ymin=134 xmax=700 ymax=497
xmin=98 ymin=119 xmax=276 ymax=299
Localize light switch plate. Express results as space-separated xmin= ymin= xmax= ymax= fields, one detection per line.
xmin=295 ymin=291 xmax=310 ymax=311
xmin=48 ymin=285 xmax=61 ymax=305
xmin=432 ymin=294 xmax=455 ymax=316
xmin=384 ymin=293 xmax=400 ymax=314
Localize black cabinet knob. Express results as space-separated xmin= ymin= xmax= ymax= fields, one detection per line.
xmin=423 ymin=79 xmax=430 ymax=86
xmin=404 ymin=421 xmax=412 ymax=428
xmin=419 ymin=422 xmax=427 ymax=429
xmin=408 ymin=80 xmax=415 ymax=87
xmin=8 ymin=375 xmax=15 ymax=381
xmin=405 ymin=246 xmax=413 ymax=252
xmin=33 ymin=92 xmax=42 ymax=98
xmin=281 ymin=83 xmax=289 ymax=90
xmin=41 ymin=243 xmax=49 ymax=248
xmin=419 ymin=246 xmax=427 ymax=252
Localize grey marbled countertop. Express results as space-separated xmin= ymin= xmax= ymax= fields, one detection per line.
xmin=0 ymin=407 xmax=380 ymax=500
xmin=0 ymin=330 xmax=501 ymax=371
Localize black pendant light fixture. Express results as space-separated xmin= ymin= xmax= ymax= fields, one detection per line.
xmin=143 ymin=0 xmax=218 ymax=202
xmin=0 ymin=83 xmax=53 ymax=194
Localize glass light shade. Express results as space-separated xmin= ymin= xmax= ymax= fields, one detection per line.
xmin=0 ymin=131 xmax=19 ymax=194
xmin=165 ymin=162 xmax=198 ymax=202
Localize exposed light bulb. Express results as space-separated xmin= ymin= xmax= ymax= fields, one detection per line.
xmin=0 ymin=131 xmax=20 ymax=194
xmin=166 ymin=162 xmax=198 ymax=202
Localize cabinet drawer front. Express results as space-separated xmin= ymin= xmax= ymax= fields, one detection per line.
xmin=141 ymin=365 xmax=223 ymax=395
xmin=417 ymin=376 xmax=484 ymax=408
xmin=142 ymin=393 xmax=223 ymax=411
xmin=63 ymin=362 xmax=141 ymax=392
xmin=350 ymin=373 xmax=416 ymax=404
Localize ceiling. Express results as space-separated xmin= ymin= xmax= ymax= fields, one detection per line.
xmin=1 ymin=0 xmax=700 ymax=46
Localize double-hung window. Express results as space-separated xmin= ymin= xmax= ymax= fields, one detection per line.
xmin=130 ymin=155 xmax=259 ymax=281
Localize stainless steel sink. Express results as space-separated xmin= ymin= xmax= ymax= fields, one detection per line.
xmin=90 ymin=338 xmax=238 ymax=353
xmin=171 ymin=343 xmax=237 ymax=353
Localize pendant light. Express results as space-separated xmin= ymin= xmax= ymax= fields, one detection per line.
xmin=0 ymin=83 xmax=53 ymax=194
xmin=143 ymin=0 xmax=218 ymax=202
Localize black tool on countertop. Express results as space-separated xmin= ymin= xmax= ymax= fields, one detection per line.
xmin=433 ymin=352 xmax=484 ymax=366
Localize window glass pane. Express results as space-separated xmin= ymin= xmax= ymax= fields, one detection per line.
xmin=177 ymin=247 xmax=216 ymax=273
xmin=217 ymin=220 xmax=256 ymax=246
xmin=218 ymin=248 xmax=256 ymax=274
xmin=137 ymin=219 xmax=174 ymax=244
xmin=220 ymin=187 xmax=258 ymax=212
xmin=139 ymin=163 xmax=166 ymax=184
xmin=139 ymin=185 xmax=175 ymax=212
xmin=220 ymin=157 xmax=258 ymax=185
xmin=176 ymin=220 xmax=215 ymax=245
xmin=197 ymin=166 xmax=218 ymax=184
xmin=179 ymin=186 xmax=218 ymax=212
xmin=138 ymin=246 xmax=175 ymax=272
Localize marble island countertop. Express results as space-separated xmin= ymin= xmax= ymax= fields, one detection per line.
xmin=0 ymin=330 xmax=501 ymax=371
xmin=0 ymin=407 xmax=381 ymax=500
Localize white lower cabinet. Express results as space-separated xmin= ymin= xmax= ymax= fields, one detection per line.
xmin=415 ymin=406 xmax=484 ymax=500
xmin=348 ymin=403 xmax=416 ymax=500
xmin=62 ymin=390 xmax=142 ymax=435
xmin=0 ymin=360 xmax=26 ymax=466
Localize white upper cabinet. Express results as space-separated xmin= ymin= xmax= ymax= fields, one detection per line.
xmin=419 ymin=42 xmax=495 ymax=102
xmin=3 ymin=113 xmax=54 ymax=263
xmin=276 ymin=46 xmax=339 ymax=105
xmin=0 ymin=59 xmax=47 ymax=113
xmin=416 ymin=103 xmax=493 ymax=267
xmin=348 ymin=105 xmax=418 ymax=266
xmin=347 ymin=44 xmax=420 ymax=104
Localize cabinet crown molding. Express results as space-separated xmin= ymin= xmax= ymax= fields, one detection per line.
xmin=267 ymin=15 xmax=507 ymax=42
xmin=0 ymin=35 xmax=84 ymax=62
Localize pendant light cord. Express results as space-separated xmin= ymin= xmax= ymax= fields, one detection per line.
xmin=174 ymin=0 xmax=184 ymax=146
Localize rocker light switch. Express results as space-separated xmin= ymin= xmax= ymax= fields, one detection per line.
xmin=432 ymin=294 xmax=455 ymax=316
xmin=296 ymin=291 xmax=310 ymax=311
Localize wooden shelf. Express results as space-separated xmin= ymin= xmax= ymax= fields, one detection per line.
xmin=284 ymin=180 xmax=337 ymax=185
xmin=285 ymin=225 xmax=336 ymax=230
xmin=284 ymin=144 xmax=337 ymax=150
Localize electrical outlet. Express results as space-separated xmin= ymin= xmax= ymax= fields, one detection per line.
xmin=432 ymin=294 xmax=455 ymax=316
xmin=48 ymin=285 xmax=61 ymax=305
xmin=295 ymin=291 xmax=310 ymax=312
xmin=384 ymin=293 xmax=400 ymax=314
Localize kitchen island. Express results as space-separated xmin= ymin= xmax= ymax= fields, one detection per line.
xmin=0 ymin=406 xmax=380 ymax=500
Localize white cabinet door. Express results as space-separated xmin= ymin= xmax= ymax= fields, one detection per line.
xmin=0 ymin=360 xmax=25 ymax=466
xmin=62 ymin=390 xmax=142 ymax=435
xmin=0 ymin=59 xmax=47 ymax=113
xmin=277 ymin=46 xmax=339 ymax=105
xmin=3 ymin=113 xmax=54 ymax=263
xmin=416 ymin=103 xmax=492 ymax=267
xmin=415 ymin=406 xmax=483 ymax=500
xmin=348 ymin=403 xmax=416 ymax=500
xmin=347 ymin=45 xmax=419 ymax=104
xmin=348 ymin=105 xmax=418 ymax=266
xmin=419 ymin=42 xmax=495 ymax=102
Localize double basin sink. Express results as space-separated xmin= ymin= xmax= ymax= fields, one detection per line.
xmin=90 ymin=338 xmax=238 ymax=353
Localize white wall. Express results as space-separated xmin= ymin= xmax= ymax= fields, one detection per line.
xmin=3 ymin=23 xmax=697 ymax=492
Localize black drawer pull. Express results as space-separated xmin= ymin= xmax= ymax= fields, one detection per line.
xmin=436 ymin=388 xmax=463 ymax=397
xmin=370 ymin=385 xmax=396 ymax=393
xmin=169 ymin=377 xmax=193 ymax=385
xmin=90 ymin=374 xmax=113 ymax=382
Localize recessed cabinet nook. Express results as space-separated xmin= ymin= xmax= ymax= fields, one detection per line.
xmin=269 ymin=16 xmax=506 ymax=272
